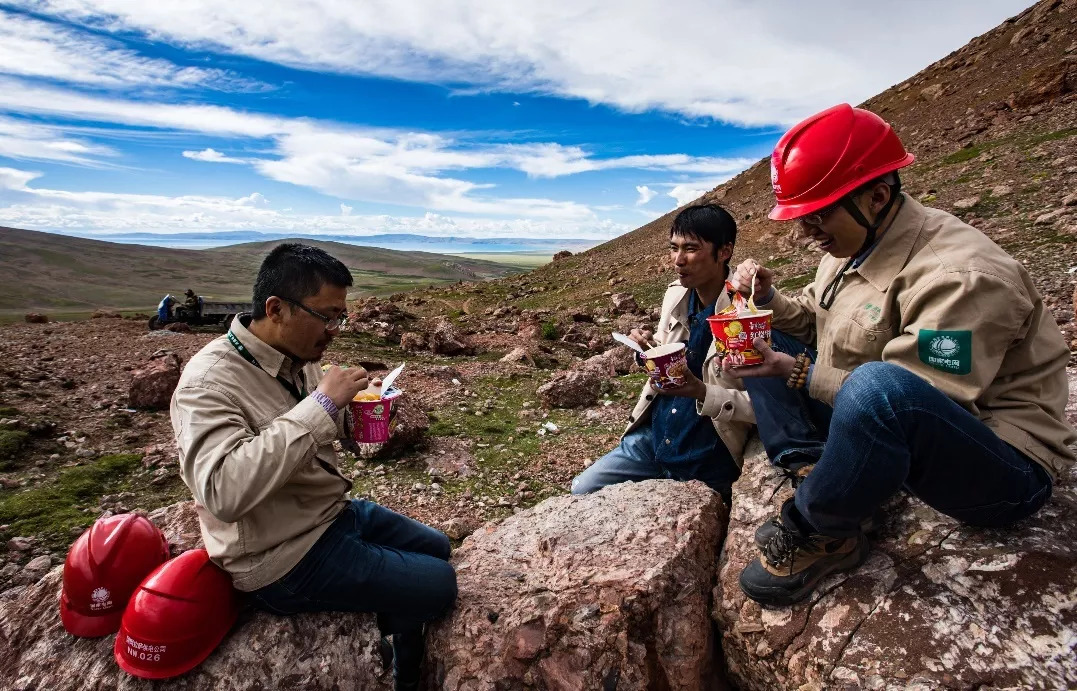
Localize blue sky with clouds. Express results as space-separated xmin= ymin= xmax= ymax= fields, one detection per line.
xmin=0 ymin=0 xmax=1033 ymax=244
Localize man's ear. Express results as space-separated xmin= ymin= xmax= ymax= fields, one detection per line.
xmin=718 ymin=243 xmax=735 ymax=264
xmin=264 ymin=296 xmax=287 ymax=323
xmin=869 ymin=181 xmax=892 ymax=215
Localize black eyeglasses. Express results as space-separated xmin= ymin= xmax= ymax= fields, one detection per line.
xmin=280 ymin=297 xmax=348 ymax=330
xmin=798 ymin=201 xmax=842 ymax=227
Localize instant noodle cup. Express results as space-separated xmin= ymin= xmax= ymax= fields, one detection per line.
xmin=641 ymin=342 xmax=689 ymax=389
xmin=348 ymin=385 xmax=403 ymax=444
xmin=707 ymin=310 xmax=773 ymax=366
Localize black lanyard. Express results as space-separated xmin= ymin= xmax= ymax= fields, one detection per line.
xmin=226 ymin=330 xmax=307 ymax=402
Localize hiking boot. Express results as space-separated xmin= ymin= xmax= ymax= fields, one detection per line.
xmin=754 ymin=508 xmax=883 ymax=550
xmin=739 ymin=500 xmax=870 ymax=607
xmin=390 ymin=629 xmax=425 ymax=691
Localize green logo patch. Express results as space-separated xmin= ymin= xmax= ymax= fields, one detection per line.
xmin=918 ymin=330 xmax=971 ymax=375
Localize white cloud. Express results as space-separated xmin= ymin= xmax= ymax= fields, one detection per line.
xmin=0 ymin=9 xmax=266 ymax=92
xmin=0 ymin=116 xmax=117 ymax=165
xmin=6 ymin=0 xmax=1032 ymax=126
xmin=668 ymin=183 xmax=708 ymax=208
xmin=340 ymin=204 xmax=352 ymax=216
xmin=0 ymin=165 xmax=627 ymax=239
xmin=635 ymin=185 xmax=656 ymax=206
xmin=182 ymin=148 xmax=246 ymax=163
xmin=0 ymin=79 xmax=754 ymax=219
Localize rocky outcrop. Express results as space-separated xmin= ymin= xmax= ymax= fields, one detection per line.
xmin=371 ymin=394 xmax=430 ymax=459
xmin=23 ymin=313 xmax=47 ymax=324
xmin=0 ymin=501 xmax=391 ymax=690
xmin=400 ymin=331 xmax=427 ymax=353
xmin=127 ymin=350 xmax=182 ymax=410
xmin=713 ymin=440 xmax=1077 ymax=690
xmin=431 ymin=318 xmax=472 ymax=356
xmin=536 ymin=368 xmax=604 ymax=409
xmin=552 ymin=250 xmax=573 ymax=261
xmin=610 ymin=293 xmax=639 ymax=314
xmin=427 ymin=479 xmax=727 ymax=690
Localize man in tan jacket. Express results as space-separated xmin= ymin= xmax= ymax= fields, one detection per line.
xmin=171 ymin=243 xmax=454 ymax=690
xmin=722 ymin=104 xmax=1075 ymax=607
xmin=571 ymin=203 xmax=755 ymax=505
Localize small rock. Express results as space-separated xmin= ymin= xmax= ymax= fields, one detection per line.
xmin=1035 ymin=209 xmax=1066 ymax=225
xmin=6 ymin=537 xmax=33 ymax=552
xmin=991 ymin=184 xmax=1013 ymax=197
xmin=953 ymin=196 xmax=980 ymax=210
xmin=14 ymin=555 xmax=51 ymax=585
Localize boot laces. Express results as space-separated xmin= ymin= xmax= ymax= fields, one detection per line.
xmin=762 ymin=522 xmax=811 ymax=571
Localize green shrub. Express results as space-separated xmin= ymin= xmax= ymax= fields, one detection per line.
xmin=541 ymin=320 xmax=559 ymax=340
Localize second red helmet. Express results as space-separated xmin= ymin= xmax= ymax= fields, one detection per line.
xmin=114 ymin=548 xmax=238 ymax=680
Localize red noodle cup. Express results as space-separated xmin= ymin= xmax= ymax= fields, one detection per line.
xmin=706 ymin=311 xmax=773 ymax=366
xmin=641 ymin=342 xmax=689 ymax=389
xmin=348 ymin=387 xmax=403 ymax=443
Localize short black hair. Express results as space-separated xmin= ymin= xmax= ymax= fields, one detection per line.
xmin=670 ymin=203 xmax=737 ymax=265
xmin=251 ymin=243 xmax=353 ymax=319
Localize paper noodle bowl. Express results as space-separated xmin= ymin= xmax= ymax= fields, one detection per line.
xmin=642 ymin=342 xmax=688 ymax=389
xmin=348 ymin=386 xmax=403 ymax=443
xmin=707 ymin=311 xmax=773 ymax=366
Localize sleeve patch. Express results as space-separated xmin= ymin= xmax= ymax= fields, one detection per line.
xmin=917 ymin=330 xmax=972 ymax=375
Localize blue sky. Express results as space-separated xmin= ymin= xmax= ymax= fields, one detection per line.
xmin=0 ymin=0 xmax=1033 ymax=244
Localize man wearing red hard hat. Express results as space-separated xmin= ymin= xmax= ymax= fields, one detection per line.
xmin=720 ymin=104 xmax=1075 ymax=606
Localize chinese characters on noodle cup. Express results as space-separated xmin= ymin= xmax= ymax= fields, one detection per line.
xmin=642 ymin=342 xmax=689 ymax=389
xmin=706 ymin=310 xmax=773 ymax=366
xmin=349 ymin=386 xmax=403 ymax=443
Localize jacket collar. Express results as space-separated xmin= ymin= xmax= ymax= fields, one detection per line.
xmin=667 ymin=279 xmax=732 ymax=326
xmin=851 ymin=193 xmax=927 ymax=292
xmin=232 ymin=315 xmax=291 ymax=378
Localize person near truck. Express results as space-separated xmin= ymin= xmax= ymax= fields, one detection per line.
xmin=170 ymin=243 xmax=455 ymax=690
xmin=571 ymin=203 xmax=756 ymax=505
xmin=719 ymin=103 xmax=1075 ymax=607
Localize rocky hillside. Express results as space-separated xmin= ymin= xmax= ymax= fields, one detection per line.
xmin=1 ymin=3 xmax=1076 ymax=689
xmin=400 ymin=0 xmax=1077 ymax=355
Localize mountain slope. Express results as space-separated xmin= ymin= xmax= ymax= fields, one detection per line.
xmin=404 ymin=0 xmax=1076 ymax=348
xmin=0 ymin=227 xmax=522 ymax=313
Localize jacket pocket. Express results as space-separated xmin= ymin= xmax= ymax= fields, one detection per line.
xmin=825 ymin=314 xmax=891 ymax=372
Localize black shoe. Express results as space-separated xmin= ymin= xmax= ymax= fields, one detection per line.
xmin=391 ymin=629 xmax=425 ymax=691
xmin=754 ymin=507 xmax=883 ymax=550
xmin=740 ymin=500 xmax=870 ymax=607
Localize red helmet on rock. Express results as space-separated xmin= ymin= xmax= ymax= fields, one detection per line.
xmin=769 ymin=103 xmax=915 ymax=221
xmin=114 ymin=548 xmax=238 ymax=680
xmin=60 ymin=513 xmax=169 ymax=638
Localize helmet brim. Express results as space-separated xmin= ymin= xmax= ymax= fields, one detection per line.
xmin=60 ymin=598 xmax=123 ymax=638
xmin=769 ymin=153 xmax=916 ymax=222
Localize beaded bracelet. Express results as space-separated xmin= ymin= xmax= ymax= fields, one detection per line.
xmin=786 ymin=352 xmax=812 ymax=389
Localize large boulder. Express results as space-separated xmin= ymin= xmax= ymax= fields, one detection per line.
xmin=23 ymin=314 xmax=48 ymax=324
xmin=0 ymin=501 xmax=391 ymax=690
xmin=127 ymin=350 xmax=183 ymax=410
xmin=91 ymin=309 xmax=122 ymax=319
xmin=536 ymin=367 xmax=605 ymax=409
xmin=370 ymin=394 xmax=430 ymax=459
xmin=431 ymin=318 xmax=472 ymax=356
xmin=427 ymin=479 xmax=728 ymax=690
xmin=610 ymin=293 xmax=639 ymax=314
xmin=713 ymin=439 xmax=1077 ymax=690
xmin=400 ymin=331 xmax=427 ymax=354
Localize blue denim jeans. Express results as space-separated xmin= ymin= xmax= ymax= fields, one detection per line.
xmin=743 ymin=331 xmax=1052 ymax=536
xmin=571 ymin=424 xmax=739 ymax=504
xmin=248 ymin=499 xmax=457 ymax=634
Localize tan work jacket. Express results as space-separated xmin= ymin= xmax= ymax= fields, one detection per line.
xmin=170 ymin=316 xmax=350 ymax=591
xmin=767 ymin=195 xmax=1075 ymax=478
xmin=625 ymin=282 xmax=756 ymax=465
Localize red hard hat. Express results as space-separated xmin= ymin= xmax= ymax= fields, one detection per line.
xmin=114 ymin=549 xmax=238 ymax=679
xmin=769 ymin=103 xmax=915 ymax=221
xmin=60 ymin=513 xmax=169 ymax=638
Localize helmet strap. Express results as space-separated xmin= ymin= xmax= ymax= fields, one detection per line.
xmin=839 ymin=178 xmax=903 ymax=257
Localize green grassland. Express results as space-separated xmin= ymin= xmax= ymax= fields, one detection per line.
xmin=0 ymin=227 xmax=527 ymax=315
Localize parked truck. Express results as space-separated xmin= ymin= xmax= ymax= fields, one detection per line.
xmin=148 ymin=294 xmax=251 ymax=330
